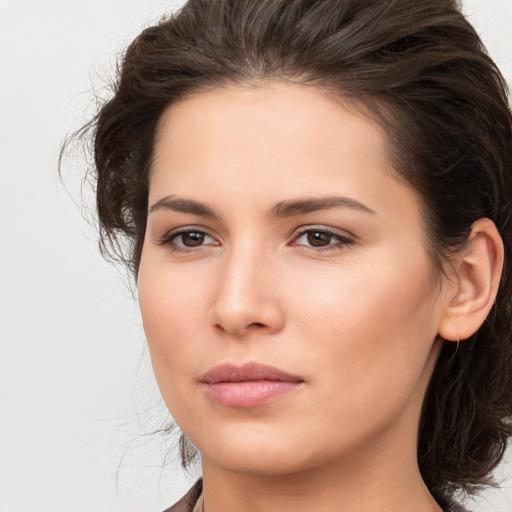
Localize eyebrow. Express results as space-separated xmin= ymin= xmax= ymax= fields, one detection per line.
xmin=148 ymin=194 xmax=376 ymax=218
xmin=148 ymin=196 xmax=218 ymax=217
xmin=271 ymin=196 xmax=376 ymax=217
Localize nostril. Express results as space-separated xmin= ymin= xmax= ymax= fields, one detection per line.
xmin=248 ymin=322 xmax=266 ymax=328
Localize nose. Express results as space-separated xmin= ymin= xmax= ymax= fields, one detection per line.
xmin=208 ymin=245 xmax=285 ymax=339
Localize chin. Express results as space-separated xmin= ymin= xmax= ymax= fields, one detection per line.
xmin=193 ymin=426 xmax=340 ymax=477
xmin=207 ymin=449 xmax=312 ymax=477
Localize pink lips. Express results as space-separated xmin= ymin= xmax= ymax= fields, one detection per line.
xmin=201 ymin=362 xmax=304 ymax=408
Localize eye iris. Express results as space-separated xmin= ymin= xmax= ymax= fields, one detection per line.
xmin=307 ymin=231 xmax=331 ymax=247
xmin=182 ymin=232 xmax=205 ymax=247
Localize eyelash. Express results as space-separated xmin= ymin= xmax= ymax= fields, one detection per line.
xmin=157 ymin=226 xmax=218 ymax=253
xmin=157 ymin=226 xmax=355 ymax=253
xmin=291 ymin=226 xmax=355 ymax=252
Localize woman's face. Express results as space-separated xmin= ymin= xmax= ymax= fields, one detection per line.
xmin=138 ymin=83 xmax=447 ymax=476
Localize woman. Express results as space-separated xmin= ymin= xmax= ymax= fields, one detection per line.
xmin=80 ymin=0 xmax=512 ymax=510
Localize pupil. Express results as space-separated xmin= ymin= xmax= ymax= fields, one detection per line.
xmin=307 ymin=231 xmax=331 ymax=247
xmin=183 ymin=232 xmax=204 ymax=247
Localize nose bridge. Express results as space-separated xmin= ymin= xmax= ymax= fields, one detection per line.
xmin=209 ymin=235 xmax=283 ymax=337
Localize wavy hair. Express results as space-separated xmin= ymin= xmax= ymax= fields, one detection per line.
xmin=68 ymin=0 xmax=512 ymax=499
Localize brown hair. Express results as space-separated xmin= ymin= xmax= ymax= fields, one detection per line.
xmin=71 ymin=0 xmax=512 ymax=500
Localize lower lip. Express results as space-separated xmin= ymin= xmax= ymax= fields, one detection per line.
xmin=205 ymin=380 xmax=302 ymax=408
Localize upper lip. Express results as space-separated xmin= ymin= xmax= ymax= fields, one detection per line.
xmin=201 ymin=362 xmax=303 ymax=384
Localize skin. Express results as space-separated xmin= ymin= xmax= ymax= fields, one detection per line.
xmin=137 ymin=82 xmax=501 ymax=512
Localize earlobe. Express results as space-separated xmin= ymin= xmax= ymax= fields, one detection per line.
xmin=438 ymin=218 xmax=504 ymax=342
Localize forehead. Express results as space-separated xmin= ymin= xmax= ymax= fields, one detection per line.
xmin=154 ymin=82 xmax=386 ymax=147
xmin=150 ymin=83 xmax=423 ymax=231
xmin=152 ymin=83 xmax=390 ymax=187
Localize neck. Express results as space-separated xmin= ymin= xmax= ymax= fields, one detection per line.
xmin=200 ymin=431 xmax=442 ymax=512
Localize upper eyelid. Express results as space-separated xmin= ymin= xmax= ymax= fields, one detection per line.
xmin=156 ymin=225 xmax=219 ymax=245
xmin=291 ymin=225 xmax=356 ymax=240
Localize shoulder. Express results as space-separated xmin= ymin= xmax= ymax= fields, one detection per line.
xmin=162 ymin=479 xmax=203 ymax=512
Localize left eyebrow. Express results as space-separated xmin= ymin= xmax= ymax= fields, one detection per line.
xmin=271 ymin=196 xmax=376 ymax=217
xmin=148 ymin=196 xmax=218 ymax=218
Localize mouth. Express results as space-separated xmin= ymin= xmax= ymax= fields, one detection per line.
xmin=201 ymin=362 xmax=304 ymax=408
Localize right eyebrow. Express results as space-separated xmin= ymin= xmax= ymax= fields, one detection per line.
xmin=271 ymin=195 xmax=376 ymax=217
xmin=148 ymin=196 xmax=218 ymax=218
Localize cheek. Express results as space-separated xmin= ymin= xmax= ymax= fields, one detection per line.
xmin=137 ymin=255 xmax=210 ymax=400
xmin=293 ymin=251 xmax=436 ymax=340
xmin=290 ymin=252 xmax=440 ymax=412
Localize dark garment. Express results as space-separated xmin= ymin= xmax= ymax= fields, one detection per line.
xmin=163 ymin=479 xmax=203 ymax=512
xmin=163 ymin=479 xmax=471 ymax=512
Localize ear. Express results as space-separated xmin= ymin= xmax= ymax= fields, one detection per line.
xmin=438 ymin=218 xmax=504 ymax=342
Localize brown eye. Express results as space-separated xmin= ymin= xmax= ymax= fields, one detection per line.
xmin=292 ymin=227 xmax=354 ymax=251
xmin=179 ymin=231 xmax=206 ymax=247
xmin=158 ymin=227 xmax=219 ymax=253
xmin=307 ymin=231 xmax=332 ymax=247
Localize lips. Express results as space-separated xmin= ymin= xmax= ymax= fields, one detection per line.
xmin=201 ymin=362 xmax=304 ymax=408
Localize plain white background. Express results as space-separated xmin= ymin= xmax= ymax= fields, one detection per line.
xmin=0 ymin=1 xmax=511 ymax=511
